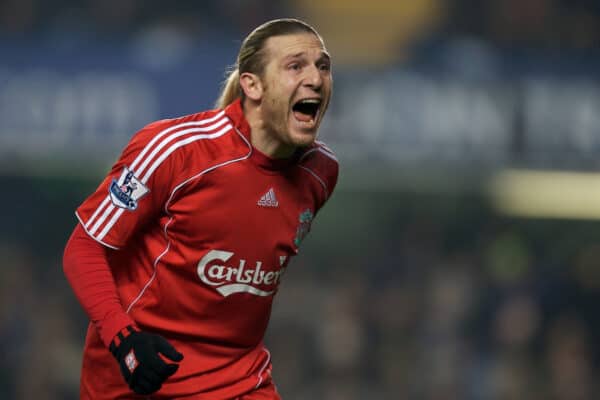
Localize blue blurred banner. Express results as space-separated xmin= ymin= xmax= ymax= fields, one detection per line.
xmin=2 ymin=39 xmax=600 ymax=169
xmin=0 ymin=38 xmax=237 ymax=165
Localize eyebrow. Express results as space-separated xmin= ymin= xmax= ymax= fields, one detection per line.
xmin=284 ymin=51 xmax=331 ymax=63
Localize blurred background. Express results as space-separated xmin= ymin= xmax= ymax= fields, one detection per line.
xmin=1 ymin=0 xmax=600 ymax=399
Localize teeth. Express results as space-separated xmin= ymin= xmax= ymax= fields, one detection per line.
xmin=299 ymin=99 xmax=320 ymax=104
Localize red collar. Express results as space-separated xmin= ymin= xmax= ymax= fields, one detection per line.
xmin=224 ymin=98 xmax=252 ymax=141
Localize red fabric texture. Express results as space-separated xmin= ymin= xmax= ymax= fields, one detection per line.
xmin=68 ymin=99 xmax=339 ymax=398
xmin=63 ymin=224 xmax=135 ymax=347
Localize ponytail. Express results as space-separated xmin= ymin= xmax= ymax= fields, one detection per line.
xmin=215 ymin=68 xmax=241 ymax=109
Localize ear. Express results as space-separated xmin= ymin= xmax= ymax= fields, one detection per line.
xmin=240 ymin=72 xmax=263 ymax=101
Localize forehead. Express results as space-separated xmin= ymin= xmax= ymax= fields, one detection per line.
xmin=263 ymin=33 xmax=328 ymax=61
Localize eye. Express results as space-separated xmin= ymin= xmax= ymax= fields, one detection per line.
xmin=288 ymin=63 xmax=301 ymax=71
xmin=319 ymin=63 xmax=331 ymax=72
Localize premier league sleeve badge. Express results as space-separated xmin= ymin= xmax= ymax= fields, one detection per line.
xmin=109 ymin=167 xmax=150 ymax=211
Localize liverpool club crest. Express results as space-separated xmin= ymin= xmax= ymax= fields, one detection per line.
xmin=294 ymin=209 xmax=314 ymax=247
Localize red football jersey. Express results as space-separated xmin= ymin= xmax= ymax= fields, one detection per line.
xmin=75 ymin=99 xmax=338 ymax=399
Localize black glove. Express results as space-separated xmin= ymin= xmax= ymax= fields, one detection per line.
xmin=109 ymin=325 xmax=184 ymax=395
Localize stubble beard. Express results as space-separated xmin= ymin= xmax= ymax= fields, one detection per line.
xmin=262 ymin=92 xmax=294 ymax=148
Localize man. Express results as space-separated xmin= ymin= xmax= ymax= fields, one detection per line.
xmin=63 ymin=18 xmax=338 ymax=399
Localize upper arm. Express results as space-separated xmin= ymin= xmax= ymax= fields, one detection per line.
xmin=76 ymin=120 xmax=180 ymax=249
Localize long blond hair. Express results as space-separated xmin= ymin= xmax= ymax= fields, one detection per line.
xmin=215 ymin=18 xmax=322 ymax=109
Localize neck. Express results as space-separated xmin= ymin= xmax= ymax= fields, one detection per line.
xmin=243 ymin=100 xmax=296 ymax=159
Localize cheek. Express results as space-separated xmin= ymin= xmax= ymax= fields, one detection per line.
xmin=262 ymin=94 xmax=289 ymax=128
xmin=266 ymin=89 xmax=288 ymax=113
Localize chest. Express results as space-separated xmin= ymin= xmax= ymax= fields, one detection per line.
xmin=166 ymin=161 xmax=318 ymax=259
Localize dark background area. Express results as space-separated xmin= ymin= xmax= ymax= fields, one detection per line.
xmin=2 ymin=1 xmax=600 ymax=399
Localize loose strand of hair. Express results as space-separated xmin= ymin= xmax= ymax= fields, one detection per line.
xmin=215 ymin=67 xmax=241 ymax=109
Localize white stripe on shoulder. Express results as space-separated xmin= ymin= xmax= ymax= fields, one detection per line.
xmin=89 ymin=198 xmax=117 ymax=235
xmin=130 ymin=111 xmax=225 ymax=170
xmin=315 ymin=140 xmax=335 ymax=154
xmin=76 ymin=211 xmax=120 ymax=250
xmin=318 ymin=147 xmax=338 ymax=162
xmin=88 ymin=115 xmax=228 ymax=236
xmin=96 ymin=207 xmax=125 ymax=240
xmin=95 ymin=124 xmax=234 ymax=241
xmin=298 ymin=165 xmax=329 ymax=199
xmin=299 ymin=147 xmax=339 ymax=163
xmin=136 ymin=117 xmax=228 ymax=176
xmin=85 ymin=195 xmax=111 ymax=229
xmin=141 ymin=123 xmax=233 ymax=183
xmin=84 ymin=112 xmax=225 ymax=235
xmin=163 ymin=126 xmax=252 ymax=213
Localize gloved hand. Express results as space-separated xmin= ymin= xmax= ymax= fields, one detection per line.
xmin=109 ymin=325 xmax=184 ymax=395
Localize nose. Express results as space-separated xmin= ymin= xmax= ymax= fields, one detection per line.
xmin=304 ymin=64 xmax=323 ymax=90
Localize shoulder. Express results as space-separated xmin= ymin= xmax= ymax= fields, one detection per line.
xmin=130 ymin=108 xmax=231 ymax=149
xmin=112 ymin=109 xmax=250 ymax=190
xmin=125 ymin=108 xmax=248 ymax=168
xmin=297 ymin=140 xmax=339 ymax=200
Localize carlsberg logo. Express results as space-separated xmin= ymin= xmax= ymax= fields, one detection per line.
xmin=197 ymin=250 xmax=287 ymax=297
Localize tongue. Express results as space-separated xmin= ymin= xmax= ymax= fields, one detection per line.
xmin=294 ymin=110 xmax=312 ymax=122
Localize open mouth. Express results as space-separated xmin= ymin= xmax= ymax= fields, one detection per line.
xmin=292 ymin=98 xmax=321 ymax=124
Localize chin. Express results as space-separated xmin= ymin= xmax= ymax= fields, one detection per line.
xmin=288 ymin=120 xmax=320 ymax=146
xmin=289 ymin=130 xmax=318 ymax=148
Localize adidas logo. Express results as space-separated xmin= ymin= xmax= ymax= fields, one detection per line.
xmin=257 ymin=188 xmax=279 ymax=207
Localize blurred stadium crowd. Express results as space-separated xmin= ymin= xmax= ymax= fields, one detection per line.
xmin=1 ymin=0 xmax=599 ymax=46
xmin=3 ymin=183 xmax=600 ymax=400
xmin=2 ymin=1 xmax=600 ymax=399
xmin=2 ymin=0 xmax=599 ymax=52
xmin=0 ymin=0 xmax=285 ymax=39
